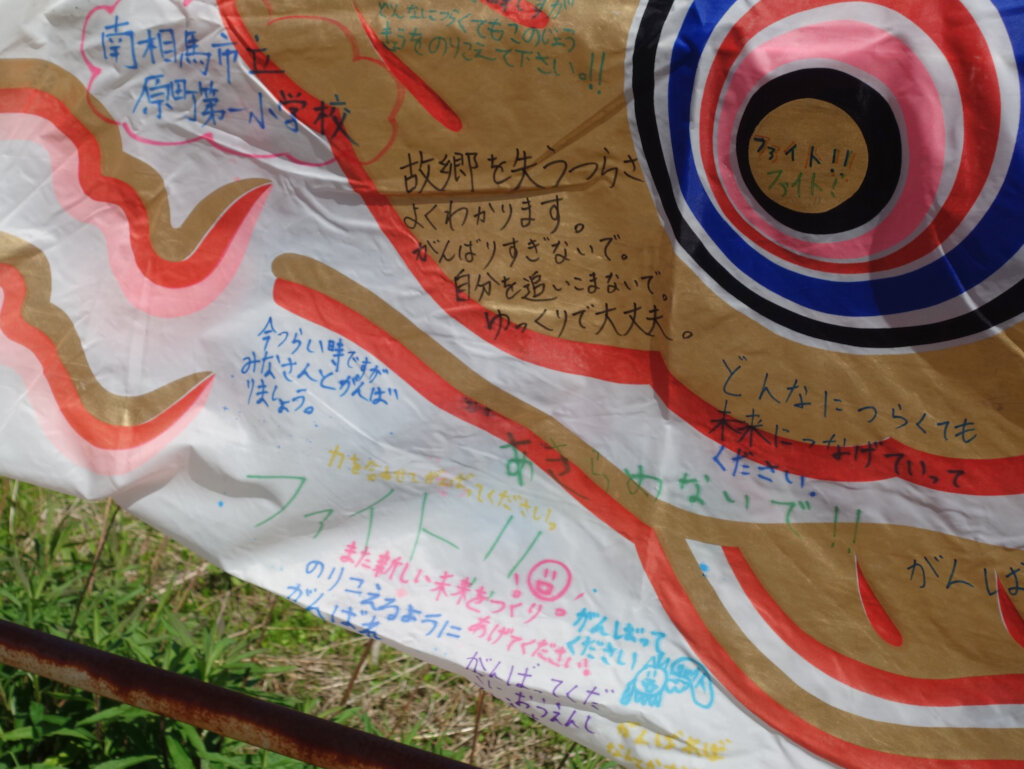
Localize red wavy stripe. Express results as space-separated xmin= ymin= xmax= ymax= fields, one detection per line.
xmin=998 ymin=581 xmax=1024 ymax=650
xmin=857 ymin=558 xmax=904 ymax=647
xmin=272 ymin=274 xmax=1024 ymax=768
xmin=354 ymin=4 xmax=462 ymax=131
xmin=218 ymin=0 xmax=1024 ymax=497
xmin=0 ymin=87 xmax=270 ymax=288
xmin=646 ymin=534 xmax=1024 ymax=769
xmin=0 ymin=264 xmax=213 ymax=450
xmin=476 ymin=0 xmax=549 ymax=28
xmin=724 ymin=545 xmax=1024 ymax=705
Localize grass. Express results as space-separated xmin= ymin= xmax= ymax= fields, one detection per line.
xmin=0 ymin=478 xmax=618 ymax=769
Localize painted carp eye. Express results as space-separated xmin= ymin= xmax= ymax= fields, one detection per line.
xmin=631 ymin=0 xmax=1024 ymax=350
xmin=735 ymin=68 xmax=901 ymax=236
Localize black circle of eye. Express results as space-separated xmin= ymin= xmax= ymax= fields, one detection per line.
xmin=734 ymin=68 xmax=902 ymax=235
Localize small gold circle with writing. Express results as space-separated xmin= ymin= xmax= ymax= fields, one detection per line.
xmin=747 ymin=98 xmax=869 ymax=214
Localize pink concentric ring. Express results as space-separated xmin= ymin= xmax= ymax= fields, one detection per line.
xmin=714 ymin=20 xmax=945 ymax=267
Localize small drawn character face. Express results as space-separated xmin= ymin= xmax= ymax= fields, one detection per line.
xmin=526 ymin=559 xmax=571 ymax=601
xmin=638 ymin=666 xmax=667 ymax=695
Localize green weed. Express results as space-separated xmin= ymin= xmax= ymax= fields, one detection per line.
xmin=0 ymin=480 xmax=617 ymax=769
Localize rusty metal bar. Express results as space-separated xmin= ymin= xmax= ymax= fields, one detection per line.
xmin=0 ymin=619 xmax=476 ymax=769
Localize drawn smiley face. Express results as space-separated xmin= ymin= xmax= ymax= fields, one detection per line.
xmin=526 ymin=559 xmax=572 ymax=601
xmin=638 ymin=665 xmax=667 ymax=695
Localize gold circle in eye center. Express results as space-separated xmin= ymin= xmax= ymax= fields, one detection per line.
xmin=746 ymin=98 xmax=869 ymax=215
